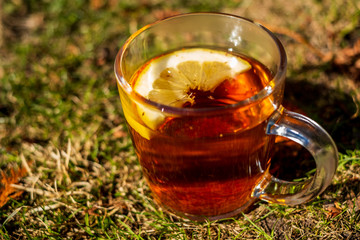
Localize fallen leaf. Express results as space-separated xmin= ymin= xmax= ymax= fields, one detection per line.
xmin=0 ymin=165 xmax=29 ymax=208
xmin=324 ymin=202 xmax=342 ymax=218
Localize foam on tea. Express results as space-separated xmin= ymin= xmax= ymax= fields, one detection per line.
xmin=124 ymin=48 xmax=276 ymax=217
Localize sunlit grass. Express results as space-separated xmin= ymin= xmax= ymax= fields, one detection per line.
xmin=0 ymin=0 xmax=359 ymax=239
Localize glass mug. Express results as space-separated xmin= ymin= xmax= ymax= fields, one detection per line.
xmin=114 ymin=13 xmax=338 ymax=221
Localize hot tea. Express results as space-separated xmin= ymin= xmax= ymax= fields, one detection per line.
xmin=124 ymin=48 xmax=276 ymax=217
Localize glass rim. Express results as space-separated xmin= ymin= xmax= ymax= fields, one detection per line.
xmin=114 ymin=12 xmax=287 ymax=115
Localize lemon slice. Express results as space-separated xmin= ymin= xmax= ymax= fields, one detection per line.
xmin=128 ymin=48 xmax=251 ymax=139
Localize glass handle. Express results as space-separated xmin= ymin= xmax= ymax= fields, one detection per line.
xmin=253 ymin=106 xmax=338 ymax=205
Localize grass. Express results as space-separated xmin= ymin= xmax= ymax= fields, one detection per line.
xmin=0 ymin=0 xmax=360 ymax=239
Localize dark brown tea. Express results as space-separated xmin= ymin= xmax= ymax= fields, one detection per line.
xmin=125 ymin=48 xmax=277 ymax=218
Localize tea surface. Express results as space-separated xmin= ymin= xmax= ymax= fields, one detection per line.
xmin=131 ymin=48 xmax=269 ymax=109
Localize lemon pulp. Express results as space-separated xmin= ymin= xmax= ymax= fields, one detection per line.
xmin=126 ymin=48 xmax=252 ymax=139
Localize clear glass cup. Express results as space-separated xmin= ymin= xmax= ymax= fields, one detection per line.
xmin=114 ymin=13 xmax=338 ymax=221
